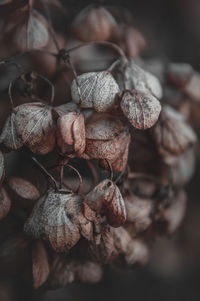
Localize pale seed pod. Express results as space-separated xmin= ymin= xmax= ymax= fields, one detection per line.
xmin=152 ymin=105 xmax=197 ymax=158
xmin=124 ymin=193 xmax=153 ymax=233
xmin=14 ymin=102 xmax=55 ymax=155
xmin=81 ymin=113 xmax=130 ymax=172
xmin=120 ymin=90 xmax=161 ymax=129
xmin=0 ymin=112 xmax=23 ymax=152
xmin=85 ymin=179 xmax=126 ymax=227
xmin=72 ymin=5 xmax=116 ymax=42
xmin=24 ymin=192 xmax=91 ymax=252
xmin=71 ymin=71 xmax=120 ymax=112
xmin=13 ymin=10 xmax=49 ymax=51
xmin=32 ymin=240 xmax=50 ymax=289
xmin=124 ymin=59 xmax=163 ymax=99
xmin=0 ymin=187 xmax=11 ymax=220
xmin=56 ymin=111 xmax=85 ymax=157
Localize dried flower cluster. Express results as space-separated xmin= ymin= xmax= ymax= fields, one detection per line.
xmin=0 ymin=0 xmax=198 ymax=292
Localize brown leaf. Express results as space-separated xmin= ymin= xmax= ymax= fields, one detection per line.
xmin=120 ymin=90 xmax=161 ymax=129
xmin=56 ymin=111 xmax=85 ymax=157
xmin=24 ymin=192 xmax=86 ymax=252
xmin=7 ymin=177 xmax=40 ymax=201
xmin=71 ymin=71 xmax=120 ymax=112
xmin=32 ymin=240 xmax=50 ymax=289
xmin=85 ymin=179 xmax=126 ymax=227
xmin=0 ymin=187 xmax=11 ymax=220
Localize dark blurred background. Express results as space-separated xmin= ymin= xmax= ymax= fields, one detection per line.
xmin=1 ymin=0 xmax=200 ymax=300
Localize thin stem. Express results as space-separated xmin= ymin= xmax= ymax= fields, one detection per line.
xmin=86 ymin=160 xmax=99 ymax=187
xmin=66 ymin=164 xmax=82 ymax=194
xmin=59 ymin=165 xmax=64 ymax=189
xmin=8 ymin=80 xmax=15 ymax=109
xmin=36 ymin=73 xmax=55 ymax=104
xmin=31 ymin=157 xmax=58 ymax=191
xmin=114 ymin=167 xmax=126 ymax=184
xmin=107 ymin=58 xmax=121 ymax=72
xmin=66 ymin=41 xmax=129 ymax=65
xmin=105 ymin=159 xmax=113 ymax=181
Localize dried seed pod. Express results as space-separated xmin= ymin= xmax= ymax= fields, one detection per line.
xmin=85 ymin=179 xmax=126 ymax=227
xmin=124 ymin=59 xmax=163 ymax=99
xmin=167 ymin=62 xmax=193 ymax=87
xmin=0 ymin=151 xmax=4 ymax=184
xmin=71 ymin=71 xmax=120 ymax=112
xmin=14 ymin=102 xmax=55 ymax=155
xmin=24 ymin=192 xmax=91 ymax=252
xmin=32 ymin=240 xmax=50 ymax=289
xmin=72 ymin=5 xmax=116 ymax=42
xmin=124 ymin=193 xmax=153 ymax=233
xmin=152 ymin=105 xmax=197 ymax=159
xmin=81 ymin=113 xmax=130 ymax=172
xmin=0 ymin=112 xmax=23 ymax=152
xmin=56 ymin=111 xmax=85 ymax=157
xmin=0 ymin=187 xmax=11 ymax=220
xmin=120 ymin=90 xmax=161 ymax=129
xmin=13 ymin=10 xmax=49 ymax=51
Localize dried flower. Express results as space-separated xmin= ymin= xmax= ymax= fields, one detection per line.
xmin=152 ymin=105 xmax=197 ymax=160
xmin=81 ymin=113 xmax=130 ymax=171
xmin=71 ymin=71 xmax=120 ymax=112
xmin=72 ymin=5 xmax=116 ymax=42
xmin=120 ymin=90 xmax=161 ymax=129
xmin=24 ymin=191 xmax=92 ymax=252
xmin=124 ymin=59 xmax=163 ymax=99
xmin=85 ymin=179 xmax=126 ymax=227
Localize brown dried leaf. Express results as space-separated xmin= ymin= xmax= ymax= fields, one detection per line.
xmin=24 ymin=192 xmax=86 ymax=252
xmin=7 ymin=177 xmax=40 ymax=201
xmin=72 ymin=5 xmax=116 ymax=42
xmin=71 ymin=71 xmax=120 ymax=112
xmin=15 ymin=102 xmax=55 ymax=155
xmin=124 ymin=59 xmax=163 ymax=99
xmin=82 ymin=113 xmax=130 ymax=171
xmin=56 ymin=112 xmax=85 ymax=157
xmin=0 ymin=112 xmax=23 ymax=152
xmin=152 ymin=105 xmax=197 ymax=159
xmin=13 ymin=10 xmax=49 ymax=51
xmin=120 ymin=90 xmax=161 ymax=129
xmin=85 ymin=179 xmax=126 ymax=227
xmin=32 ymin=240 xmax=50 ymax=289
xmin=0 ymin=187 xmax=11 ymax=220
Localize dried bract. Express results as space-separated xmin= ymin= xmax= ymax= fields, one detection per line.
xmin=72 ymin=5 xmax=116 ymax=42
xmin=81 ymin=113 xmax=130 ymax=171
xmin=56 ymin=111 xmax=85 ymax=157
xmin=71 ymin=71 xmax=120 ymax=112
xmin=85 ymin=179 xmax=126 ymax=227
xmin=24 ymin=192 xmax=88 ymax=252
xmin=14 ymin=102 xmax=55 ymax=155
xmin=120 ymin=90 xmax=161 ymax=129
xmin=152 ymin=105 xmax=197 ymax=159
xmin=124 ymin=59 xmax=163 ymax=99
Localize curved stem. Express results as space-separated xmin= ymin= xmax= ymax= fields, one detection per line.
xmin=105 ymin=159 xmax=113 ymax=181
xmin=66 ymin=164 xmax=82 ymax=194
xmin=32 ymin=157 xmax=58 ymax=191
xmin=107 ymin=58 xmax=121 ymax=72
xmin=36 ymin=73 xmax=55 ymax=104
xmin=86 ymin=160 xmax=99 ymax=187
xmin=66 ymin=41 xmax=129 ymax=65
